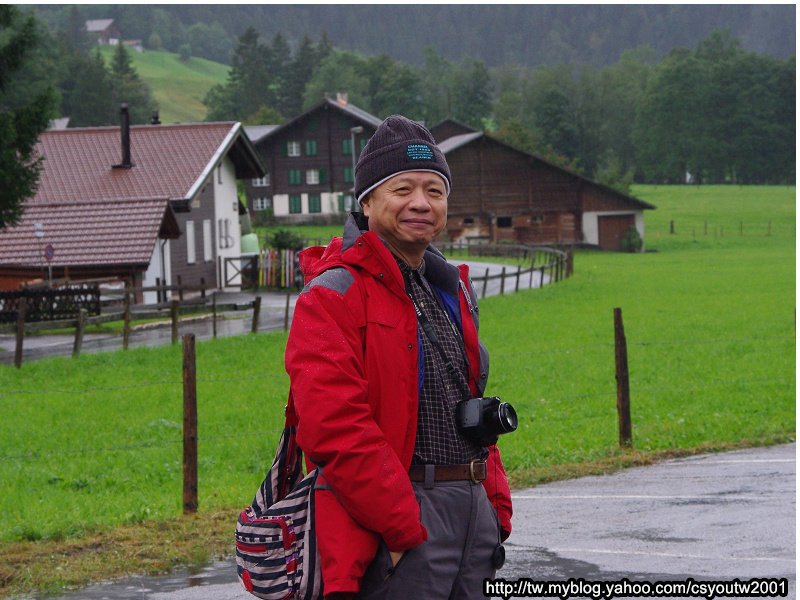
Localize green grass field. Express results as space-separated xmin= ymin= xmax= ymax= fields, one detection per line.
xmin=97 ymin=47 xmax=229 ymax=123
xmin=0 ymin=185 xmax=794 ymax=547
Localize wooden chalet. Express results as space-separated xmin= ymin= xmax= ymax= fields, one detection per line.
xmin=85 ymin=19 xmax=121 ymax=45
xmin=0 ymin=109 xmax=265 ymax=302
xmin=435 ymin=128 xmax=655 ymax=250
xmin=244 ymin=96 xmax=382 ymax=222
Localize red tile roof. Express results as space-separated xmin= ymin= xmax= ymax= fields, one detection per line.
xmin=31 ymin=122 xmax=242 ymax=203
xmin=0 ymin=198 xmax=175 ymax=267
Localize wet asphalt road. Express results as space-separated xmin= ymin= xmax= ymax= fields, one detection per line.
xmin=41 ymin=443 xmax=795 ymax=600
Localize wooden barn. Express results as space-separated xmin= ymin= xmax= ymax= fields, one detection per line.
xmin=434 ymin=127 xmax=655 ymax=250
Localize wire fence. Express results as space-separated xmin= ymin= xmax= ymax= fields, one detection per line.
xmin=1 ymin=329 xmax=793 ymax=464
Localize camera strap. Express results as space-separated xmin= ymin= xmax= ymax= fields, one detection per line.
xmin=403 ymin=271 xmax=473 ymax=402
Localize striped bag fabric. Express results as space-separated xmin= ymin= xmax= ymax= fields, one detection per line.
xmin=236 ymin=405 xmax=323 ymax=599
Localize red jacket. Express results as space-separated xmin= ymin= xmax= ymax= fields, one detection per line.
xmin=285 ymin=214 xmax=513 ymax=594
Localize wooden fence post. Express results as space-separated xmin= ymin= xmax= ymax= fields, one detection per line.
xmin=284 ymin=292 xmax=291 ymax=332
xmin=252 ymin=295 xmax=262 ymax=333
xmin=72 ymin=308 xmax=87 ymax=358
xmin=14 ymin=298 xmax=26 ymax=369
xmin=200 ymin=277 xmax=206 ymax=300
xmin=182 ymin=334 xmax=198 ymax=514
xmin=123 ymin=291 xmax=131 ymax=350
xmin=567 ymin=251 xmax=574 ymax=278
xmin=171 ymin=299 xmax=179 ymax=344
xmin=212 ymin=292 xmax=217 ymax=338
xmin=500 ymin=267 xmax=507 ymax=295
xmin=177 ymin=275 xmax=184 ymax=301
xmin=614 ymin=307 xmax=633 ymax=448
xmin=515 ymin=266 xmax=522 ymax=292
xmin=481 ymin=268 xmax=489 ymax=299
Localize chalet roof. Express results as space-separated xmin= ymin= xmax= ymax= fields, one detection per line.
xmin=32 ymin=122 xmax=265 ymax=204
xmin=439 ymin=131 xmax=655 ymax=210
xmin=245 ymin=125 xmax=280 ymax=144
xmin=429 ymin=119 xmax=479 ymax=142
xmin=255 ymin=98 xmax=382 ymax=146
xmin=0 ymin=198 xmax=179 ymax=268
xmin=438 ymin=132 xmax=483 ymax=153
xmin=85 ymin=19 xmax=115 ymax=32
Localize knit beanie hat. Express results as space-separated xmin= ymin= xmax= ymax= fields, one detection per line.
xmin=355 ymin=115 xmax=451 ymax=205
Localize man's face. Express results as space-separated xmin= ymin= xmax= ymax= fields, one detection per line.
xmin=362 ymin=171 xmax=448 ymax=259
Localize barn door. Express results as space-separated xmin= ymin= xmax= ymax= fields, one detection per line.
xmin=598 ymin=215 xmax=635 ymax=251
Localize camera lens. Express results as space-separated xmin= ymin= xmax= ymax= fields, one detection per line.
xmin=497 ymin=403 xmax=518 ymax=433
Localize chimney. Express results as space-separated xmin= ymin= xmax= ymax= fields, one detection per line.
xmin=113 ymin=103 xmax=133 ymax=169
xmin=336 ymin=91 xmax=348 ymax=106
xmin=150 ymin=110 xmax=161 ymax=125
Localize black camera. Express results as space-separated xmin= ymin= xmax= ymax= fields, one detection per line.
xmin=455 ymin=396 xmax=518 ymax=446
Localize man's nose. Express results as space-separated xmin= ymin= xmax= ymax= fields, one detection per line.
xmin=407 ymin=188 xmax=432 ymax=210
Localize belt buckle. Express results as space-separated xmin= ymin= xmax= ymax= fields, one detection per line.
xmin=469 ymin=459 xmax=482 ymax=483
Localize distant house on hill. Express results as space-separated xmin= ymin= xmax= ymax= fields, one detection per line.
xmin=244 ymin=96 xmax=382 ymax=222
xmin=433 ymin=123 xmax=655 ymax=250
xmin=85 ymin=19 xmax=121 ymax=45
xmin=0 ymin=108 xmax=265 ymax=302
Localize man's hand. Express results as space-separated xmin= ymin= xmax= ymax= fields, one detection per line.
xmin=389 ymin=551 xmax=404 ymax=567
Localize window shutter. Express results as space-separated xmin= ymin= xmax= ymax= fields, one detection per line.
xmin=319 ymin=168 xmax=327 ymax=184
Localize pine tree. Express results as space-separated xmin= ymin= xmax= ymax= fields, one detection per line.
xmin=0 ymin=6 xmax=56 ymax=228
xmin=109 ymin=44 xmax=156 ymax=124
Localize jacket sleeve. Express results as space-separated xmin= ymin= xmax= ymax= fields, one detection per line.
xmin=285 ymin=273 xmax=427 ymax=552
xmin=483 ymin=445 xmax=513 ymax=539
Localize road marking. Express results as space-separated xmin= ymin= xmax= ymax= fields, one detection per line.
xmin=548 ymin=547 xmax=796 ymax=564
xmin=510 ymin=494 xmax=764 ymax=500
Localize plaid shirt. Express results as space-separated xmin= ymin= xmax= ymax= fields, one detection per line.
xmin=398 ymin=259 xmax=485 ymax=465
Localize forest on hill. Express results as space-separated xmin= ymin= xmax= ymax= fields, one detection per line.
xmin=3 ymin=4 xmax=796 ymax=191
xmin=33 ymin=4 xmax=795 ymax=68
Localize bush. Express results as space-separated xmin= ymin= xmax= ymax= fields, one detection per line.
xmin=178 ymin=43 xmax=192 ymax=62
xmin=266 ymin=229 xmax=304 ymax=250
xmin=621 ymin=225 xmax=643 ymax=252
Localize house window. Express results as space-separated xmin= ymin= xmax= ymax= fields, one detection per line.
xmin=287 ymin=141 xmax=301 ymax=157
xmin=253 ymin=197 xmax=271 ymax=211
xmin=344 ymin=166 xmax=354 ymax=184
xmin=308 ymin=194 xmax=321 ymax=213
xmin=463 ymin=217 xmax=475 ymax=225
xmin=252 ymin=175 xmax=270 ymax=187
xmin=218 ymin=218 xmax=233 ymax=249
xmin=342 ymin=138 xmax=353 ymax=155
xmin=497 ymin=216 xmax=513 ymax=228
xmin=186 ymin=220 xmax=196 ymax=264
xmin=306 ymin=169 xmax=320 ymax=185
xmin=289 ymin=194 xmax=302 ymax=214
xmin=305 ymin=140 xmax=318 ymax=156
xmin=203 ymin=220 xmax=212 ymax=262
xmin=288 ymin=169 xmax=302 ymax=185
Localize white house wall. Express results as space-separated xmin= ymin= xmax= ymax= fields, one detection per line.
xmin=142 ymin=239 xmax=171 ymax=304
xmin=214 ymin=157 xmax=242 ymax=289
xmin=582 ymin=211 xmax=645 ymax=246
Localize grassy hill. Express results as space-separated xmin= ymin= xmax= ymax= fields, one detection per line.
xmin=97 ymin=47 xmax=229 ymax=124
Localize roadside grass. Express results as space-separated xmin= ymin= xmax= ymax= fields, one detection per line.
xmin=97 ymin=47 xmax=229 ymax=124
xmin=0 ymin=185 xmax=794 ymax=596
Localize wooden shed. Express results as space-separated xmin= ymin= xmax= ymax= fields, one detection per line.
xmin=436 ymin=130 xmax=655 ymax=250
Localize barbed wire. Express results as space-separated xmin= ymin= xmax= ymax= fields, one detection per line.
xmin=1 ymin=376 xmax=792 ymax=463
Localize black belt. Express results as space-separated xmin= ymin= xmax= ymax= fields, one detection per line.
xmin=408 ymin=460 xmax=487 ymax=483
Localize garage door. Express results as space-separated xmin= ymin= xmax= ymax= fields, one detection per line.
xmin=598 ymin=215 xmax=635 ymax=251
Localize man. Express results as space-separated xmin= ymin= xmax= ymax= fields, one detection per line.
xmin=285 ymin=115 xmax=513 ymax=599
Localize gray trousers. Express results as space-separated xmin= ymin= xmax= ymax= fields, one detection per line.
xmin=357 ymin=479 xmax=500 ymax=600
